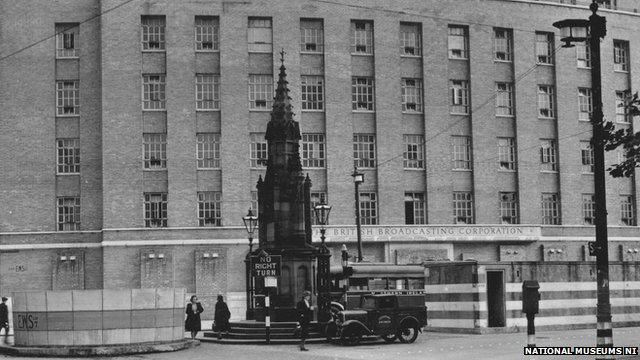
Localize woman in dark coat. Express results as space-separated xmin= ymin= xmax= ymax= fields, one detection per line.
xmin=185 ymin=295 xmax=204 ymax=339
xmin=296 ymin=291 xmax=313 ymax=351
xmin=214 ymin=294 xmax=231 ymax=339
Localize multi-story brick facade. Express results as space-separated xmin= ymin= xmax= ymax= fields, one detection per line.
xmin=2 ymin=0 xmax=640 ymax=320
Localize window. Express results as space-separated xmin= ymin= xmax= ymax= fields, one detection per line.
xmin=403 ymin=135 xmax=425 ymax=169
xmin=248 ymin=74 xmax=273 ymax=110
xmin=613 ymin=40 xmax=629 ymax=72
xmin=351 ymin=77 xmax=375 ymax=111
xmin=56 ymin=80 xmax=79 ymax=116
xmin=301 ymin=75 xmax=324 ymax=111
xmin=580 ymin=140 xmax=594 ymax=173
xmin=583 ymin=194 xmax=595 ymax=225
xmin=600 ymin=0 xmax=615 ymax=9
xmin=616 ymin=90 xmax=630 ymax=123
xmin=535 ymin=32 xmax=554 ymax=65
xmin=196 ymin=133 xmax=220 ymax=169
xmin=540 ymin=139 xmax=558 ymax=172
xmin=143 ymin=133 xmax=167 ymax=169
xmin=499 ymin=192 xmax=518 ymax=224
xmin=448 ymin=25 xmax=468 ymax=59
xmin=495 ymin=82 xmax=514 ymax=116
xmin=55 ymin=23 xmax=79 ymax=58
xmin=576 ymin=43 xmax=591 ymax=68
xmin=195 ymin=74 xmax=220 ymax=110
xmin=494 ymin=28 xmax=512 ymax=61
xmin=541 ymin=193 xmax=560 ymax=225
xmin=198 ymin=191 xmax=222 ymax=227
xmin=452 ymin=135 xmax=472 ymax=170
xmin=250 ymin=133 xmax=267 ymax=167
xmin=300 ymin=19 xmax=324 ymax=53
xmin=402 ymin=78 xmax=423 ymax=113
xmin=57 ymin=197 xmax=80 ymax=231
xmin=142 ymin=74 xmax=166 ymax=110
xmin=578 ymin=87 xmax=592 ymax=121
xmin=538 ymin=85 xmax=555 ymax=119
xmin=144 ymin=193 xmax=167 ymax=228
xmin=621 ymin=195 xmax=636 ymax=226
xmin=359 ymin=192 xmax=378 ymax=225
xmin=141 ymin=16 xmax=165 ymax=51
xmin=195 ymin=16 xmax=219 ymax=51
xmin=248 ymin=18 xmax=272 ymax=53
xmin=497 ymin=137 xmax=516 ymax=171
xmin=250 ymin=191 xmax=259 ymax=215
xmin=57 ymin=139 xmax=80 ymax=174
xmin=453 ymin=192 xmax=474 ymax=224
xmin=353 ymin=134 xmax=376 ymax=168
xmin=405 ymin=192 xmax=426 ymax=225
xmin=302 ymin=133 xmax=325 ymax=168
xmin=450 ymin=80 xmax=469 ymax=114
xmin=351 ymin=20 xmax=373 ymax=54
xmin=400 ymin=23 xmax=421 ymax=56
xmin=310 ymin=192 xmax=327 ymax=225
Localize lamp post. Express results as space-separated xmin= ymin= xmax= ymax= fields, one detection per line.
xmin=314 ymin=201 xmax=332 ymax=322
xmin=242 ymin=208 xmax=259 ymax=254
xmin=313 ymin=201 xmax=332 ymax=244
xmin=351 ymin=166 xmax=364 ymax=262
xmin=554 ymin=1 xmax=611 ymax=348
xmin=242 ymin=208 xmax=259 ymax=320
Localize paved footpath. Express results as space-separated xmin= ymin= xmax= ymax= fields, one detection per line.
xmin=2 ymin=327 xmax=640 ymax=360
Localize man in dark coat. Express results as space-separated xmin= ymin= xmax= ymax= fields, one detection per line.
xmin=214 ymin=294 xmax=231 ymax=340
xmin=0 ymin=297 xmax=9 ymax=344
xmin=296 ymin=291 xmax=313 ymax=351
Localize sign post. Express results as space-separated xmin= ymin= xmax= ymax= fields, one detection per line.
xmin=251 ymin=253 xmax=281 ymax=344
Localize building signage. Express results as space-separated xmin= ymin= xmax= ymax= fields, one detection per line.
xmin=251 ymin=254 xmax=282 ymax=277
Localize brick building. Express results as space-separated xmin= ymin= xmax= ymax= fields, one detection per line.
xmin=2 ymin=0 xmax=640 ymax=320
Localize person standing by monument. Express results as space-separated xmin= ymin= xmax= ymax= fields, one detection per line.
xmin=213 ymin=294 xmax=231 ymax=340
xmin=0 ymin=297 xmax=9 ymax=344
xmin=185 ymin=295 xmax=204 ymax=340
xmin=296 ymin=291 xmax=313 ymax=351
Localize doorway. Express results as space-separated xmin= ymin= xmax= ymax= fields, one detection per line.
xmin=486 ymin=270 xmax=506 ymax=327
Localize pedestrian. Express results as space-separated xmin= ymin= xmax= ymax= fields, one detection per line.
xmin=296 ymin=290 xmax=313 ymax=351
xmin=0 ymin=297 xmax=8 ymax=345
xmin=185 ymin=295 xmax=204 ymax=340
xmin=213 ymin=294 xmax=231 ymax=340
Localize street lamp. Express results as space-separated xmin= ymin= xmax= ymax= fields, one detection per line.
xmin=351 ymin=166 xmax=364 ymax=262
xmin=554 ymin=1 xmax=612 ymax=348
xmin=242 ymin=208 xmax=259 ymax=320
xmin=242 ymin=208 xmax=259 ymax=254
xmin=313 ymin=201 xmax=332 ymax=245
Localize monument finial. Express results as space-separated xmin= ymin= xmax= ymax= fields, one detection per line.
xmin=279 ymin=48 xmax=286 ymax=65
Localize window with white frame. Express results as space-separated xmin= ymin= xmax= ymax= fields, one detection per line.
xmin=580 ymin=140 xmax=594 ymax=173
xmin=538 ymin=85 xmax=555 ymax=119
xmin=248 ymin=18 xmax=272 ymax=53
xmin=56 ymin=80 xmax=79 ymax=116
xmin=495 ymin=82 xmax=514 ymax=116
xmin=448 ymin=25 xmax=468 ymax=59
xmin=578 ymin=87 xmax=592 ymax=121
xmin=582 ymin=194 xmax=595 ymax=225
xmin=141 ymin=16 xmax=165 ymax=51
xmin=405 ymin=192 xmax=426 ymax=225
xmin=351 ymin=20 xmax=373 ymax=54
xmin=250 ymin=191 xmax=259 ymax=214
xmin=541 ymin=193 xmax=560 ymax=225
xmin=499 ymin=192 xmax=518 ymax=224
xmin=55 ymin=23 xmax=79 ymax=58
xmin=310 ymin=192 xmax=327 ymax=225
xmin=576 ymin=42 xmax=591 ymax=68
xmin=497 ymin=137 xmax=516 ymax=171
xmin=359 ymin=192 xmax=378 ymax=225
xmin=301 ymin=133 xmax=325 ymax=168
xmin=198 ymin=191 xmax=222 ymax=227
xmin=144 ymin=192 xmax=167 ymax=228
xmin=248 ymin=74 xmax=273 ymax=110
xmin=353 ymin=134 xmax=376 ymax=168
xmin=613 ymin=40 xmax=629 ymax=72
xmin=535 ymin=31 xmax=554 ymax=65
xmin=196 ymin=133 xmax=220 ymax=169
xmin=195 ymin=74 xmax=220 ymax=110
xmin=143 ymin=133 xmax=167 ymax=169
xmin=402 ymin=78 xmax=423 ymax=113
xmin=352 ymin=77 xmax=375 ymax=111
xmin=450 ymin=80 xmax=469 ymax=114
xmin=400 ymin=22 xmax=421 ymax=56
xmin=57 ymin=139 xmax=80 ymax=174
xmin=452 ymin=135 xmax=472 ymax=170
xmin=301 ymin=75 xmax=324 ymax=111
xmin=403 ymin=134 xmax=425 ymax=169
xmin=250 ymin=133 xmax=267 ymax=167
xmin=494 ymin=28 xmax=512 ymax=61
xmin=453 ymin=192 xmax=474 ymax=224
xmin=142 ymin=74 xmax=166 ymax=110
xmin=300 ymin=19 xmax=324 ymax=53
xmin=195 ymin=16 xmax=219 ymax=51
xmin=616 ymin=90 xmax=630 ymax=123
xmin=540 ymin=139 xmax=558 ymax=172
xmin=57 ymin=196 xmax=80 ymax=231
xmin=621 ymin=195 xmax=636 ymax=226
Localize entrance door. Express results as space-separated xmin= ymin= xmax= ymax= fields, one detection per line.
xmin=486 ymin=270 xmax=505 ymax=327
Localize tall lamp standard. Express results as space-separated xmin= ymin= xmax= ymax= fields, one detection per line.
xmin=351 ymin=167 xmax=364 ymax=262
xmin=314 ymin=201 xmax=332 ymax=322
xmin=554 ymin=1 xmax=611 ymax=348
xmin=243 ymin=209 xmax=259 ymax=254
xmin=242 ymin=209 xmax=259 ymax=320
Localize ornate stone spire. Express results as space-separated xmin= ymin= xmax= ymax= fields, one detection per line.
xmin=270 ymin=49 xmax=294 ymax=124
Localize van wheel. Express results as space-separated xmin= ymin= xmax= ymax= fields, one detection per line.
xmin=382 ymin=333 xmax=396 ymax=343
xmin=398 ymin=325 xmax=418 ymax=343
